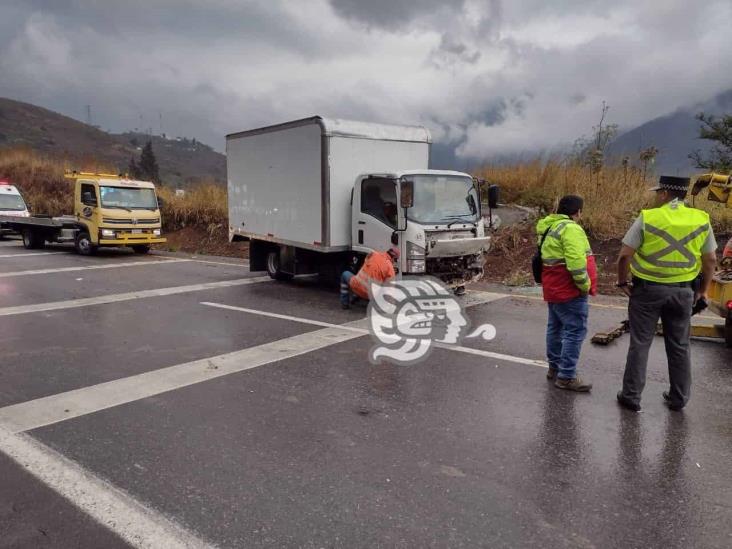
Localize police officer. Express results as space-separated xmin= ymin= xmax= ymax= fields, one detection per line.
xmin=616 ymin=175 xmax=718 ymax=412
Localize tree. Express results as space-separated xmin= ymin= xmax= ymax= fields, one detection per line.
xmin=138 ymin=140 xmax=160 ymax=184
xmin=570 ymin=101 xmax=618 ymax=174
xmin=127 ymin=156 xmax=141 ymax=179
xmin=639 ymin=146 xmax=658 ymax=182
xmin=689 ymin=112 xmax=732 ymax=173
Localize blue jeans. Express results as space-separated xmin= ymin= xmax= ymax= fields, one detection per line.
xmin=546 ymin=296 xmax=588 ymax=380
xmin=340 ymin=271 xmax=354 ymax=306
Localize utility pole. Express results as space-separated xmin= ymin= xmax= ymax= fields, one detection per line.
xmin=85 ymin=104 xmax=92 ymax=126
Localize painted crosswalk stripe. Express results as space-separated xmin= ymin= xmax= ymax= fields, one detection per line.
xmin=0 ymin=251 xmax=63 ymax=259
xmin=0 ymin=257 xmax=191 ymax=278
xmin=0 ymin=426 xmax=214 ymax=548
xmin=0 ymin=276 xmax=271 ymax=317
xmin=0 ymin=322 xmax=365 ymax=433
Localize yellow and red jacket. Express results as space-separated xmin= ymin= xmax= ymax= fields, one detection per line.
xmin=536 ymin=214 xmax=598 ymax=303
xmin=349 ymin=250 xmax=396 ymax=299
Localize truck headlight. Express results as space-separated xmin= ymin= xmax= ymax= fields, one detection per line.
xmin=406 ymin=259 xmax=426 ymax=273
xmin=406 ymin=241 xmax=425 ymax=258
xmin=101 ymin=229 xmax=115 ymax=238
xmin=153 ymin=229 xmax=161 ymax=236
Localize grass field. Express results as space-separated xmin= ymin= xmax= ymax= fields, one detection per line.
xmin=475 ymin=159 xmax=732 ymax=240
xmin=1 ymin=147 xmax=729 ymax=244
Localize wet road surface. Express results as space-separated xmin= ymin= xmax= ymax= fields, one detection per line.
xmin=0 ymin=239 xmax=730 ymax=548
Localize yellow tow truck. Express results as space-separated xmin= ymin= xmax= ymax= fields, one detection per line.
xmin=0 ymin=172 xmax=166 ymax=255
xmin=690 ymin=172 xmax=732 ymax=347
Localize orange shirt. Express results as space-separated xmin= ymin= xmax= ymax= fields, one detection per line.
xmin=349 ymin=251 xmax=396 ymax=299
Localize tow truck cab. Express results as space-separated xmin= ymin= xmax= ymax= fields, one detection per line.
xmin=70 ymin=173 xmax=166 ymax=253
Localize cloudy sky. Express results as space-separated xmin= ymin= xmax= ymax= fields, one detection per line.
xmin=1 ymin=0 xmax=731 ymax=163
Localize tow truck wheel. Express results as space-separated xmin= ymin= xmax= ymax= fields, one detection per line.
xmin=75 ymin=232 xmax=97 ymax=256
xmin=725 ymin=317 xmax=732 ymax=349
xmin=22 ymin=229 xmax=44 ymax=250
xmin=132 ymin=245 xmax=151 ymax=254
xmin=266 ymin=250 xmax=292 ymax=281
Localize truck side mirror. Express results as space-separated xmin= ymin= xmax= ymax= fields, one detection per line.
xmin=400 ymin=179 xmax=414 ymax=209
xmin=82 ymin=192 xmax=96 ymax=206
xmin=157 ymin=196 xmax=165 ymax=209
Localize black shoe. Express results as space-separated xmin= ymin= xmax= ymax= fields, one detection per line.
xmin=662 ymin=391 xmax=685 ymax=411
xmin=454 ymin=285 xmax=466 ymax=296
xmin=546 ymin=368 xmax=558 ymax=381
xmin=341 ymin=302 xmax=350 ymax=310
xmin=617 ymin=391 xmax=641 ymax=412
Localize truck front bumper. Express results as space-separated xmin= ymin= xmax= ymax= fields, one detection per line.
xmin=99 ymin=235 xmax=167 ymax=246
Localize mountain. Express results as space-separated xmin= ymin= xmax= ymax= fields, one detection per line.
xmin=609 ymin=89 xmax=732 ymax=176
xmin=0 ymin=97 xmax=225 ymax=187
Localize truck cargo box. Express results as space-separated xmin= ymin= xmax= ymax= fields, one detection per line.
xmin=226 ymin=116 xmax=430 ymax=252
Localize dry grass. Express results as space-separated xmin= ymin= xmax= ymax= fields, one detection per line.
xmin=157 ymin=183 xmax=228 ymax=233
xmin=2 ymin=148 xmax=728 ymax=243
xmin=0 ymin=147 xmax=228 ymax=232
xmin=0 ymin=147 xmax=76 ymax=216
xmin=475 ymin=159 xmax=732 ymax=239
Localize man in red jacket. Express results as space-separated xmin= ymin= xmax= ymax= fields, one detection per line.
xmin=536 ymin=195 xmax=598 ymax=391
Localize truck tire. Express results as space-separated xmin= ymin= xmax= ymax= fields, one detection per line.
xmin=266 ymin=250 xmax=293 ymax=281
xmin=22 ymin=229 xmax=45 ymax=250
xmin=725 ymin=316 xmax=732 ymax=349
xmin=132 ymin=245 xmax=151 ymax=254
xmin=75 ymin=232 xmax=97 ymax=256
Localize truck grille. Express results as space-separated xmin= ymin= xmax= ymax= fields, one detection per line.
xmin=103 ymin=217 xmax=160 ymax=225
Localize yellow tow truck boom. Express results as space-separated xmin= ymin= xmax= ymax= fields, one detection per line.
xmin=690 ymin=172 xmax=732 ymax=346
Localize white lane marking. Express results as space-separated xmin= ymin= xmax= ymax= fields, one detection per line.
xmin=0 ymin=290 xmax=530 ymax=432
xmin=0 ymin=323 xmax=364 ymax=433
xmin=187 ymin=258 xmax=250 ymax=268
xmin=0 ymin=276 xmax=271 ymax=317
xmin=0 ymin=426 xmax=214 ymax=548
xmin=201 ymin=301 xmax=548 ymax=367
xmin=0 ymin=251 xmax=62 ymax=259
xmin=0 ymin=258 xmax=191 ymax=278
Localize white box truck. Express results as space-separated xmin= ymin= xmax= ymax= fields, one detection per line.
xmin=226 ymin=116 xmax=492 ymax=290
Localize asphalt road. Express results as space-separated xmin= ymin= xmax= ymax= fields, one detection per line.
xmin=0 ymin=239 xmax=730 ymax=548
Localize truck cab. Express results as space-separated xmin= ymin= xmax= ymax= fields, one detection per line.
xmin=0 ymin=180 xmax=30 ymax=237
xmin=70 ymin=173 xmax=166 ymax=254
xmin=352 ymin=170 xmax=490 ymax=286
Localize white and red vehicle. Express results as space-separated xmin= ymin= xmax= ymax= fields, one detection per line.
xmin=0 ymin=180 xmax=30 ymax=237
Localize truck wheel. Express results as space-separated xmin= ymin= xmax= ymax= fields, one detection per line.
xmin=132 ymin=245 xmax=151 ymax=254
xmin=75 ymin=232 xmax=97 ymax=256
xmin=725 ymin=317 xmax=732 ymax=349
xmin=22 ymin=229 xmax=45 ymax=250
xmin=266 ymin=250 xmax=292 ymax=281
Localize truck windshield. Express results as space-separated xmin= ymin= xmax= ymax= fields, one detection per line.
xmin=100 ymin=186 xmax=158 ymax=210
xmin=406 ymin=175 xmax=479 ymax=225
xmin=0 ymin=194 xmax=27 ymax=211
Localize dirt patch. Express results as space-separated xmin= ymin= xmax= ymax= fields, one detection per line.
xmin=154 ymin=225 xmax=249 ymax=258
xmin=477 ymin=220 xmax=623 ymax=296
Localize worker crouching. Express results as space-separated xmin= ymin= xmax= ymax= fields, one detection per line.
xmin=340 ymin=246 xmax=400 ymax=309
xmin=537 ymin=195 xmax=598 ymax=392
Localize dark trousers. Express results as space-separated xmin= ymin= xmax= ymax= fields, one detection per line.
xmin=620 ymin=281 xmax=694 ymax=408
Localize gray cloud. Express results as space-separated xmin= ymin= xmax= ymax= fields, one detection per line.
xmin=0 ymin=0 xmax=731 ymax=164
xmin=328 ymin=0 xmax=466 ymax=30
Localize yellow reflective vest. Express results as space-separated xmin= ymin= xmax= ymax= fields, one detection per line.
xmin=630 ymin=202 xmax=711 ymax=283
